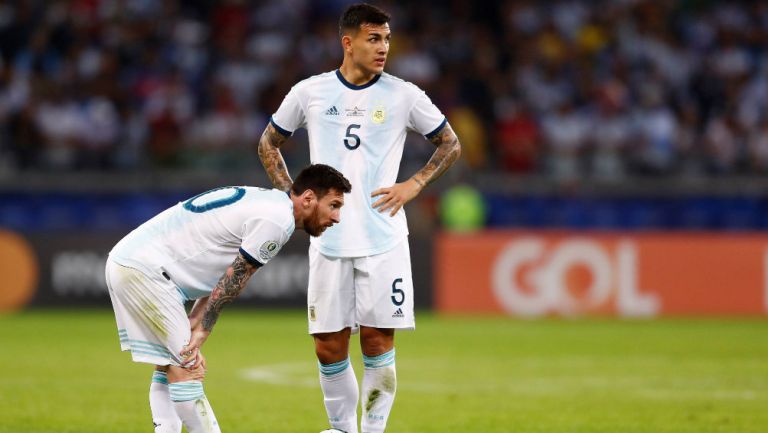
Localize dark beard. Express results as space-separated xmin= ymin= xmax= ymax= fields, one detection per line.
xmin=304 ymin=213 xmax=325 ymax=237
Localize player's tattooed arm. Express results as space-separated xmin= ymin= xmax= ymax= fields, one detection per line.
xmin=181 ymin=255 xmax=258 ymax=367
xmin=200 ymin=254 xmax=260 ymax=332
xmin=371 ymin=123 xmax=461 ymax=217
xmin=412 ymin=123 xmax=462 ymax=188
xmin=257 ymin=123 xmax=293 ymax=192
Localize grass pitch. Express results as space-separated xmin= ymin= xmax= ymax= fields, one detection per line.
xmin=0 ymin=309 xmax=766 ymax=433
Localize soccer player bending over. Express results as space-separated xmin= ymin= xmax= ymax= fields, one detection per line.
xmin=105 ymin=164 xmax=351 ymax=433
xmin=258 ymin=4 xmax=462 ymax=433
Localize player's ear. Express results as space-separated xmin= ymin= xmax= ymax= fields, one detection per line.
xmin=300 ymin=189 xmax=317 ymax=208
xmin=341 ymin=34 xmax=353 ymax=53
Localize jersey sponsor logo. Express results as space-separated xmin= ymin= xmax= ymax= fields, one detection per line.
xmin=345 ymin=106 xmax=366 ymax=117
xmin=309 ymin=305 xmax=316 ymax=321
xmin=258 ymin=241 xmax=280 ymax=261
xmin=325 ymin=106 xmax=339 ymax=116
xmin=371 ymin=105 xmax=386 ymax=124
xmin=392 ymin=307 xmax=404 ymax=318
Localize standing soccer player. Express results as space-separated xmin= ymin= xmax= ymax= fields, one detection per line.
xmin=105 ymin=165 xmax=351 ymax=433
xmin=257 ymin=4 xmax=462 ymax=433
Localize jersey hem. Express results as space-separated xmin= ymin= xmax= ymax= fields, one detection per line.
xmin=108 ymin=255 xmax=158 ymax=280
xmin=270 ymin=116 xmax=293 ymax=136
xmin=425 ymin=117 xmax=448 ymax=139
xmin=311 ymin=234 xmax=409 ymax=258
xmin=239 ymin=247 xmax=266 ymax=268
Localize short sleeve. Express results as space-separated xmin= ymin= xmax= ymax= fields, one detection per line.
xmin=407 ymin=90 xmax=447 ymax=139
xmin=239 ymin=218 xmax=291 ymax=266
xmin=270 ymin=85 xmax=306 ymax=136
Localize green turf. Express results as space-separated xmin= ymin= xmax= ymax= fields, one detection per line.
xmin=0 ymin=309 xmax=766 ymax=433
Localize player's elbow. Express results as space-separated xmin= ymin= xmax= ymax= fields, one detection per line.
xmin=256 ymin=138 xmax=270 ymax=156
xmin=452 ymin=138 xmax=462 ymax=159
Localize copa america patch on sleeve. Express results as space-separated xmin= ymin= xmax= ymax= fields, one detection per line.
xmin=259 ymin=241 xmax=280 ymax=261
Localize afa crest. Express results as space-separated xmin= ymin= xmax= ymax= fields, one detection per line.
xmin=372 ymin=105 xmax=386 ymax=124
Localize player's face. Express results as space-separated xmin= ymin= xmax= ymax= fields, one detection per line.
xmin=349 ymin=23 xmax=391 ymax=75
xmin=305 ymin=189 xmax=344 ymax=237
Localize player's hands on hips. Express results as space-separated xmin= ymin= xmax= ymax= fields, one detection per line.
xmin=372 ymin=178 xmax=423 ymax=217
xmin=181 ymin=327 xmax=210 ymax=369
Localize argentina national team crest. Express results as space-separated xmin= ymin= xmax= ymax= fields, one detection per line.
xmin=258 ymin=241 xmax=280 ymax=261
xmin=371 ymin=105 xmax=386 ymax=124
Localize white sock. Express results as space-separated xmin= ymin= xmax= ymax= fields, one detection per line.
xmin=319 ymin=358 xmax=359 ymax=433
xmin=168 ymin=381 xmax=221 ymax=433
xmin=149 ymin=371 xmax=182 ymax=433
xmin=361 ymin=349 xmax=397 ymax=433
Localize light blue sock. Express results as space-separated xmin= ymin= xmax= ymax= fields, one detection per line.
xmin=168 ymin=381 xmax=220 ymax=433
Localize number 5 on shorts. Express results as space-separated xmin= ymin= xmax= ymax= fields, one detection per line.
xmin=391 ymin=278 xmax=404 ymax=306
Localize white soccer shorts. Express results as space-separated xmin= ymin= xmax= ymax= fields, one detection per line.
xmin=307 ymin=238 xmax=415 ymax=334
xmin=105 ymin=258 xmax=191 ymax=366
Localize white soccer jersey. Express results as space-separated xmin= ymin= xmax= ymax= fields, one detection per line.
xmin=271 ymin=70 xmax=446 ymax=257
xmin=109 ymin=187 xmax=294 ymax=300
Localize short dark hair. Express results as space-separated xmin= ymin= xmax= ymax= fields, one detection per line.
xmin=339 ymin=3 xmax=391 ymax=37
xmin=291 ymin=164 xmax=352 ymax=198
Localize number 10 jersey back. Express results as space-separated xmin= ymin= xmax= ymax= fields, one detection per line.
xmin=271 ymin=70 xmax=446 ymax=258
xmin=109 ymin=187 xmax=294 ymax=300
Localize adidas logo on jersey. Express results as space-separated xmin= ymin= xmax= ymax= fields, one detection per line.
xmin=325 ymin=106 xmax=339 ymax=115
xmin=392 ymin=308 xmax=404 ymax=318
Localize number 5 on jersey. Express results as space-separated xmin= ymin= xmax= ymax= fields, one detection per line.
xmin=344 ymin=124 xmax=361 ymax=150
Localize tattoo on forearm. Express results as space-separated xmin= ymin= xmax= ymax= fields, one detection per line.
xmin=416 ymin=123 xmax=462 ymax=186
xmin=258 ymin=123 xmax=293 ymax=192
xmin=201 ymin=256 xmax=254 ymax=332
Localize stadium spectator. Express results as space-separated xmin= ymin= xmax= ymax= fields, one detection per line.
xmin=2 ymin=0 xmax=768 ymax=178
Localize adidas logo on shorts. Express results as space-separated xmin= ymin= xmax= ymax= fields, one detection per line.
xmin=325 ymin=106 xmax=339 ymax=115
xmin=392 ymin=308 xmax=404 ymax=318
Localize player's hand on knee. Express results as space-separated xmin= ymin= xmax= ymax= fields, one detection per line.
xmin=168 ymin=363 xmax=206 ymax=383
xmin=186 ymin=362 xmax=207 ymax=381
xmin=196 ymin=350 xmax=207 ymax=372
xmin=181 ymin=328 xmax=210 ymax=369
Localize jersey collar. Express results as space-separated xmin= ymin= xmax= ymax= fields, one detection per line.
xmin=336 ymin=69 xmax=381 ymax=90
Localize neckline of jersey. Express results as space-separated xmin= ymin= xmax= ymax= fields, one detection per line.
xmin=335 ymin=69 xmax=381 ymax=90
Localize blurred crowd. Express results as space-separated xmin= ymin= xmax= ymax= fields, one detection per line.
xmin=2 ymin=0 xmax=768 ymax=180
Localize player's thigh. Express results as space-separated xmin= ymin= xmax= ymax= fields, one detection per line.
xmin=307 ymin=244 xmax=356 ymax=334
xmin=355 ymin=239 xmax=415 ymax=330
xmin=106 ymin=259 xmax=191 ymax=366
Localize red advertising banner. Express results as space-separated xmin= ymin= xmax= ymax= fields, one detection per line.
xmin=435 ymin=231 xmax=768 ymax=317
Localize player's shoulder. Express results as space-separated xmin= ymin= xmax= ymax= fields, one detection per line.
xmin=380 ymin=72 xmax=425 ymax=93
xmin=293 ymin=71 xmax=337 ymax=91
xmin=242 ymin=187 xmax=294 ymax=229
xmin=245 ymin=187 xmax=291 ymax=206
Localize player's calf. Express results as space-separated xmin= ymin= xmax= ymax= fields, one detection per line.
xmin=166 ymin=365 xmax=220 ymax=433
xmin=149 ymin=369 xmax=182 ymax=433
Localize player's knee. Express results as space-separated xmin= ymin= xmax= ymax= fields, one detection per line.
xmin=360 ymin=327 xmax=394 ymax=356
xmin=166 ymin=365 xmax=206 ymax=384
xmin=313 ymin=329 xmax=351 ymax=363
